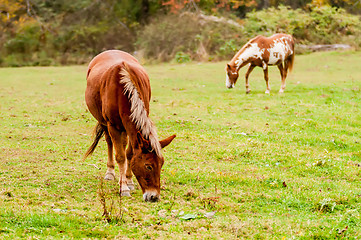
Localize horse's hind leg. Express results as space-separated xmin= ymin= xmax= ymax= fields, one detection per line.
xmin=245 ymin=64 xmax=255 ymax=94
xmin=104 ymin=127 xmax=116 ymax=180
xmin=277 ymin=63 xmax=286 ymax=93
xmin=125 ymin=140 xmax=135 ymax=190
xmin=262 ymin=63 xmax=271 ymax=94
xmin=107 ymin=125 xmax=131 ymax=196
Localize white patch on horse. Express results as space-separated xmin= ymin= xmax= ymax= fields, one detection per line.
xmin=268 ymin=37 xmax=293 ymax=65
xmin=235 ymin=43 xmax=264 ymax=68
xmin=119 ymin=68 xmax=162 ymax=157
xmin=143 ymin=190 xmax=159 ymax=202
xmin=262 ymin=61 xmax=267 ymax=70
xmin=226 ymin=74 xmax=234 ymax=88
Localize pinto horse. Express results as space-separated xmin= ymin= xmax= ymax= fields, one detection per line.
xmin=84 ymin=50 xmax=176 ymax=202
xmin=226 ymin=33 xmax=294 ymax=93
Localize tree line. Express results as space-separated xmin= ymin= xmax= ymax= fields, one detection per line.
xmin=0 ymin=0 xmax=360 ymax=66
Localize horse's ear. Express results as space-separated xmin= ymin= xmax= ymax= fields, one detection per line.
xmin=160 ymin=135 xmax=176 ymax=149
xmin=136 ymin=131 xmax=151 ymax=150
xmin=227 ymin=64 xmax=231 ymax=69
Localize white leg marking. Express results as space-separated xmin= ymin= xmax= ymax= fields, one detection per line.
xmin=119 ymin=175 xmax=131 ymax=196
xmin=127 ymin=178 xmax=135 ymax=190
xmin=104 ymin=168 xmax=115 ymax=180
xmin=262 ymin=62 xmax=267 ymax=70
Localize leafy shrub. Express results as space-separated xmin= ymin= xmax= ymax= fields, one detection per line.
xmin=2 ymin=54 xmax=22 ymax=67
xmin=4 ymin=23 xmax=42 ymax=55
xmin=198 ymin=17 xmax=247 ymax=60
xmin=136 ymin=14 xmax=201 ymax=61
xmin=307 ymin=6 xmax=361 ymax=44
xmin=244 ymin=5 xmax=361 ymax=48
xmin=218 ymin=39 xmax=242 ymax=58
xmin=2 ymin=22 xmax=44 ymax=66
xmin=243 ymin=6 xmax=311 ymax=39
xmin=175 ymin=51 xmax=191 ymax=63
xmin=136 ymin=13 xmax=246 ymax=62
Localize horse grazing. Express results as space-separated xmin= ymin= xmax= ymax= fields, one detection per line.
xmin=84 ymin=50 xmax=176 ymax=202
xmin=226 ymin=33 xmax=294 ymax=94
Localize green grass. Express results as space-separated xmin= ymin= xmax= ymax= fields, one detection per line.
xmin=1 ymin=51 xmax=361 ymax=239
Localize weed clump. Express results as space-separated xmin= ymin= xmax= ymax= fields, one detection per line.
xmin=316 ymin=198 xmax=336 ymax=213
xmin=97 ymin=177 xmax=124 ymax=224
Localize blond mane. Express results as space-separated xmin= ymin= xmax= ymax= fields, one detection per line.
xmin=119 ymin=68 xmax=162 ymax=157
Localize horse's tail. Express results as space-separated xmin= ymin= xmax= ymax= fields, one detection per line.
xmin=288 ymin=52 xmax=295 ymax=73
xmin=83 ymin=122 xmax=105 ymax=160
xmin=287 ymin=35 xmax=295 ymax=73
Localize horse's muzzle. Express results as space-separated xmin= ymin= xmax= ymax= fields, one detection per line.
xmin=143 ymin=191 xmax=160 ymax=202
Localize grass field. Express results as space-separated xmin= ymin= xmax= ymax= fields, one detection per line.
xmin=1 ymin=51 xmax=361 ymax=239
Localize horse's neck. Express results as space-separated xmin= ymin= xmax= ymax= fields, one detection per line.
xmin=127 ymin=126 xmax=162 ymax=158
xmin=126 ymin=100 xmax=162 ymax=158
xmin=234 ymin=43 xmax=265 ymax=70
xmin=231 ymin=48 xmax=251 ymax=70
xmin=120 ymin=65 xmax=162 ymax=157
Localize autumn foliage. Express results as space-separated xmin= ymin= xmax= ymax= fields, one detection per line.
xmin=162 ymin=0 xmax=257 ymax=13
xmin=0 ymin=0 xmax=36 ymax=34
xmin=0 ymin=0 xmax=360 ymax=66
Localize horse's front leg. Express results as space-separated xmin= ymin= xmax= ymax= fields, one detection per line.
xmin=108 ymin=125 xmax=131 ymax=196
xmin=262 ymin=63 xmax=270 ymax=94
xmin=125 ymin=141 xmax=135 ymax=190
xmin=245 ymin=64 xmax=255 ymax=94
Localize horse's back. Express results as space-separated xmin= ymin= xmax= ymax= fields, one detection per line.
xmin=85 ymin=50 xmax=150 ymax=126
xmin=270 ymin=33 xmax=294 ymax=50
xmin=251 ymin=34 xmax=293 ymax=47
xmin=269 ymin=33 xmax=292 ymax=40
xmin=86 ymin=50 xmax=151 ymax=93
xmin=249 ymin=33 xmax=294 ymax=65
xmin=87 ymin=50 xmax=138 ymax=79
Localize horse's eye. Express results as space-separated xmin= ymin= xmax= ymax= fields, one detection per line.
xmin=145 ymin=165 xmax=153 ymax=171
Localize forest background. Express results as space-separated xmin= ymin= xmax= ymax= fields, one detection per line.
xmin=1 ymin=0 xmax=361 ymax=67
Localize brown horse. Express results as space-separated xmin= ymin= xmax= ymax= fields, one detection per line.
xmin=226 ymin=33 xmax=294 ymax=94
xmin=84 ymin=50 xmax=176 ymax=202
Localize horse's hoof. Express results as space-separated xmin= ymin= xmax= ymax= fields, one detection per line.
xmin=279 ymin=90 xmax=284 ymax=93
xmin=127 ymin=183 xmax=135 ymax=190
xmin=104 ymin=173 xmax=115 ymax=181
xmin=265 ymin=90 xmax=270 ymax=94
xmin=246 ymin=90 xmax=251 ymax=94
xmin=121 ymin=191 xmax=131 ymax=197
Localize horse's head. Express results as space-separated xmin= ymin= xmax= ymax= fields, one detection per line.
xmin=225 ymin=63 xmax=239 ymax=89
xmin=131 ymin=133 xmax=176 ymax=202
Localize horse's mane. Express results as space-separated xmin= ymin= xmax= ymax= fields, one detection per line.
xmin=119 ymin=63 xmax=162 ymax=158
